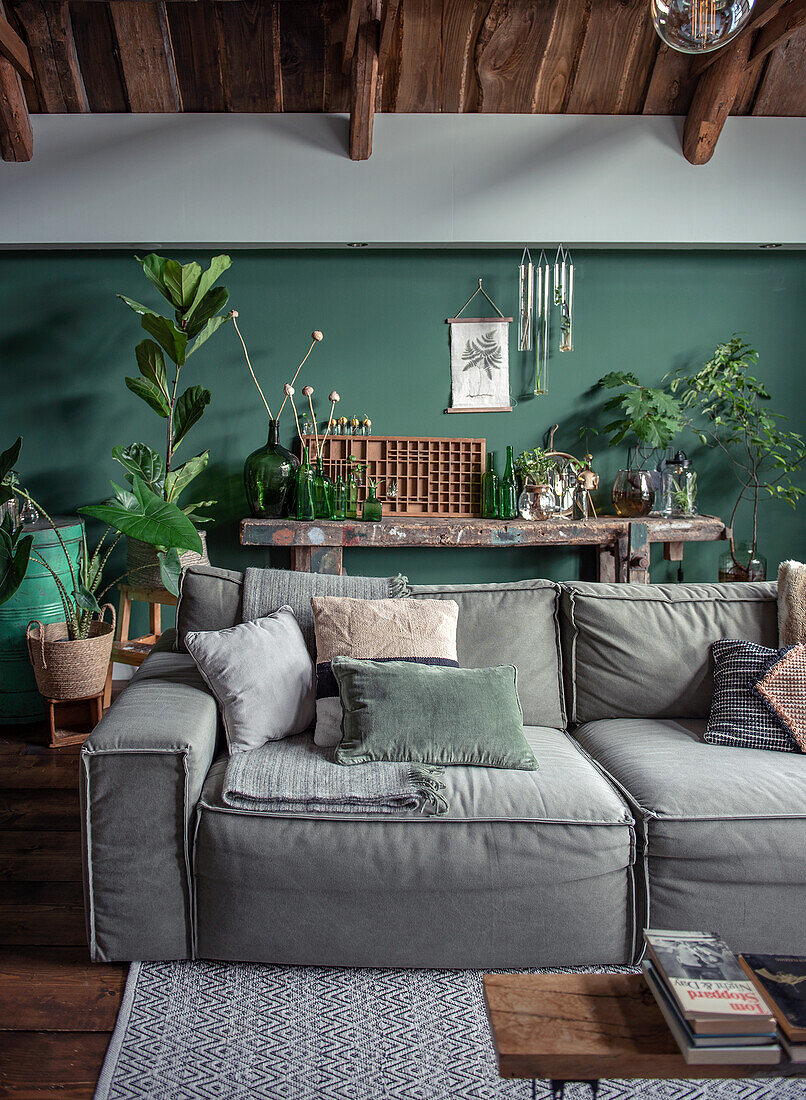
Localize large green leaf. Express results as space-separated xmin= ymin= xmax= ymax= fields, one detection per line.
xmin=112 ymin=443 xmax=166 ymax=493
xmin=162 ymin=260 xmax=202 ymax=311
xmin=187 ymin=313 xmax=230 ymax=358
xmin=80 ymin=477 xmax=202 ymax=554
xmin=135 ymin=340 xmax=168 ymax=400
xmin=0 ymin=529 xmax=33 ymax=605
xmin=0 ymin=436 xmax=22 ymax=505
xmin=164 ymin=450 xmax=209 ymax=503
xmin=135 ymin=254 xmax=175 ymax=306
xmin=185 ymin=287 xmax=229 ymax=339
xmin=0 ymin=437 xmax=22 ymax=484
xmin=172 ymin=387 xmax=211 ymax=451
xmin=141 ymin=313 xmax=188 ymax=367
xmin=118 ymin=295 xmax=160 ymax=319
xmin=184 ymin=255 xmax=232 ymax=324
xmin=158 ymin=548 xmax=182 ymax=596
xmin=125 ymin=376 xmax=170 ymax=418
xmin=74 ymin=584 xmax=101 ymax=615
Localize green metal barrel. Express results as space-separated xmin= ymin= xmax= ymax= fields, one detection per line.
xmin=0 ymin=517 xmax=84 ymax=724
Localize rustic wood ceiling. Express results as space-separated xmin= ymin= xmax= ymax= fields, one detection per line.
xmin=1 ymin=0 xmax=805 ymax=165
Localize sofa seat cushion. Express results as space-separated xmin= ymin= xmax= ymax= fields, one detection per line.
xmin=193 ymin=727 xmax=637 ymax=968
xmin=574 ymin=718 xmax=806 ymax=955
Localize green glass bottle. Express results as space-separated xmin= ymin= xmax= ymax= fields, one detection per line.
xmin=294 ymin=447 xmax=316 ymax=521
xmin=313 ymin=457 xmax=334 ymax=519
xmin=481 ymin=452 xmax=500 ymax=519
xmin=332 ymin=476 xmax=347 ymax=520
xmin=346 ymin=472 xmax=360 ymax=520
xmin=500 ymin=445 xmax=518 ymax=520
xmin=361 ymin=481 xmax=383 ymax=522
xmin=243 ymin=419 xmax=299 ymax=518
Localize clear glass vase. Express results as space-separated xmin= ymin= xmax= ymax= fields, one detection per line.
xmin=612 ymin=469 xmax=655 ymax=518
xmin=517 ymin=483 xmax=556 ymax=521
xmin=718 ymin=540 xmax=767 ymax=583
xmin=294 ymin=451 xmax=316 ymax=521
xmin=313 ymin=458 xmax=334 ymax=519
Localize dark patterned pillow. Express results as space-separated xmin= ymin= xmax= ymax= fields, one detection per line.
xmin=705 ymin=639 xmax=800 ymax=753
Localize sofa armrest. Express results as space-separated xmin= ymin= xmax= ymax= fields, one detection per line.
xmin=81 ymin=637 xmax=220 ymax=961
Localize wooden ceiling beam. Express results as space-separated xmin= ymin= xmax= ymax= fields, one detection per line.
xmin=0 ymin=0 xmax=32 ymax=159
xmin=682 ymin=33 xmax=752 ymax=163
xmin=109 ymin=0 xmax=181 ymax=111
xmin=12 ymin=1 xmax=88 ymax=113
xmin=748 ymin=0 xmax=806 ymax=61
xmin=342 ymin=0 xmax=362 ymax=74
xmin=377 ymin=0 xmax=399 ymax=75
xmin=0 ymin=6 xmax=32 ymax=79
xmin=690 ymin=0 xmax=786 ymax=78
xmin=349 ymin=0 xmax=378 ymax=160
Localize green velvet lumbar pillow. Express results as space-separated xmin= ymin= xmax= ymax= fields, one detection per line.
xmin=331 ymin=657 xmax=537 ymax=770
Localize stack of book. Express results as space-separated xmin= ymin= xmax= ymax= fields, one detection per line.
xmin=642 ymin=930 xmax=780 ymax=1065
xmin=740 ymin=954 xmax=806 ymax=1063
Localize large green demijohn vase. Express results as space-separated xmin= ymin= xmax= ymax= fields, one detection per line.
xmin=0 ymin=517 xmax=83 ymax=723
xmin=244 ymin=419 xmax=299 ymax=518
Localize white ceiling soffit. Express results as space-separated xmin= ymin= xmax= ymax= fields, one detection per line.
xmin=0 ymin=113 xmax=804 ymax=249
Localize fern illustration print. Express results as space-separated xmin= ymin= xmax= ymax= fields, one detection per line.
xmin=449 ymin=320 xmax=510 ymax=409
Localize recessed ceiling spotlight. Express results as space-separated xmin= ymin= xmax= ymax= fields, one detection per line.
xmin=347 ymin=242 xmax=369 ymax=248
xmin=759 ymin=243 xmax=782 ymax=249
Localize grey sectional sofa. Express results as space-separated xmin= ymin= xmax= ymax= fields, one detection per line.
xmin=81 ymin=569 xmax=806 ymax=967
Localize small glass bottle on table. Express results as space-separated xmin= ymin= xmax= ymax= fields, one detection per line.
xmin=499 ymin=446 xmax=518 ymax=520
xmin=481 ymin=453 xmax=500 ymax=519
xmin=294 ymin=447 xmax=316 ymax=521
xmin=361 ymin=480 xmax=383 ymax=522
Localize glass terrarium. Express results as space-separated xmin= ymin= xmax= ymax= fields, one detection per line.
xmin=612 ymin=469 xmax=655 ymax=518
xmin=518 ymin=483 xmax=557 ymax=521
xmin=719 ymin=540 xmax=767 ymax=582
xmin=661 ymin=452 xmax=698 ymax=517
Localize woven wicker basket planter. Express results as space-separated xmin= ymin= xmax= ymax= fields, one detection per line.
xmin=126 ymin=531 xmax=209 ymax=589
xmin=26 ymin=606 xmax=116 ymax=701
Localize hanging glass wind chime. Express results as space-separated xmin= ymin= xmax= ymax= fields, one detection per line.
xmin=518 ymin=246 xmax=574 ymax=396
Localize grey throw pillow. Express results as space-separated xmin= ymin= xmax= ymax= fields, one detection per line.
xmin=185 ymin=606 xmax=315 ymax=753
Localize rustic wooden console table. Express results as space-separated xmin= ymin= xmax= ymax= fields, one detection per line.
xmin=240 ymin=515 xmax=728 ymax=583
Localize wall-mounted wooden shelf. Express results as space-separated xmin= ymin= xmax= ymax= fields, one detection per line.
xmin=301 ymin=434 xmax=484 ymax=517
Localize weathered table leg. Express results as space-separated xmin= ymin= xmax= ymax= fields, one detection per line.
xmin=291 ymin=546 xmax=344 ymax=574
xmin=663 ymin=540 xmax=684 ymax=563
xmin=596 ymin=543 xmax=617 ymax=582
xmin=627 ymin=523 xmax=650 ymax=583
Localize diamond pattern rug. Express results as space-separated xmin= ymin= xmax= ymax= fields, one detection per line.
xmin=94 ymin=961 xmax=806 ymax=1100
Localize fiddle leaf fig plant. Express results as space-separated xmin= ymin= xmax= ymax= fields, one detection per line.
xmin=118 ymin=253 xmax=232 ymax=522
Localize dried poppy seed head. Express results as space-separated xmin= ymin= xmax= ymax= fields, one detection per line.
xmin=329 ymin=391 xmax=340 ymax=403
xmin=230 ymin=309 xmax=239 ymax=318
xmin=284 ymin=383 xmax=295 ymax=396
xmin=302 ymin=385 xmax=314 ymax=397
xmin=312 ymin=330 xmax=324 ymax=342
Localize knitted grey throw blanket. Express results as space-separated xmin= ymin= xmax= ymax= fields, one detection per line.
xmin=242 ymin=567 xmax=410 ymax=657
xmin=223 ymin=733 xmax=449 ymax=816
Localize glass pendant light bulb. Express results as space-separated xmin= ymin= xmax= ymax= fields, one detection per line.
xmin=651 ymin=0 xmax=755 ymax=54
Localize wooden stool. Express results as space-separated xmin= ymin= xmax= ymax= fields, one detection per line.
xmin=47 ymin=693 xmax=104 ymax=748
xmin=103 ymin=584 xmax=178 ymax=708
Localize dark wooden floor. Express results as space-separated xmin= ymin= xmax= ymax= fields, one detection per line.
xmin=0 ymin=717 xmax=127 ymax=1099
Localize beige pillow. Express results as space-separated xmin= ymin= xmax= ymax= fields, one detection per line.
xmin=311 ymin=596 xmax=459 ymax=747
xmin=778 ymin=560 xmax=806 ymax=646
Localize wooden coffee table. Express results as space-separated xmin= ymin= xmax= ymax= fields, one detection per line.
xmin=483 ymin=972 xmax=805 ymax=1094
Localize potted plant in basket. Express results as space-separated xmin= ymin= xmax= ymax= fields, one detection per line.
xmin=0 ymin=437 xmax=201 ymax=700
xmin=117 ymin=253 xmax=232 ymax=588
xmin=596 ymin=371 xmax=684 ymax=517
xmin=670 ymin=335 xmax=806 ymax=581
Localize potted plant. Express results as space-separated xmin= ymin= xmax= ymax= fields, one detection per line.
xmin=117 ymin=253 xmax=232 ymax=587
xmin=670 ymin=335 xmax=806 ymax=581
xmin=514 ymin=447 xmax=560 ymax=520
xmin=596 ymin=371 xmax=684 ymax=517
xmin=0 ymin=438 xmax=200 ymax=700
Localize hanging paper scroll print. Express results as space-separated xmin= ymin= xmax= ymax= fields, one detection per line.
xmin=446 ymin=279 xmax=513 ymax=413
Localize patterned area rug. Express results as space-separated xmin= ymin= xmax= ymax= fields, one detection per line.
xmin=94 ymin=961 xmax=806 ymax=1100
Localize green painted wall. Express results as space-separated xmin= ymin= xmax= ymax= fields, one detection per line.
xmin=2 ymin=249 xmax=805 ymax=630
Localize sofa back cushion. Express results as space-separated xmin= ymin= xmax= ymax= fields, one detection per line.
xmin=175 ymin=565 xmax=243 ymax=651
xmin=561 ymin=580 xmax=778 ymax=723
xmin=410 ymin=580 xmax=565 ymax=729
